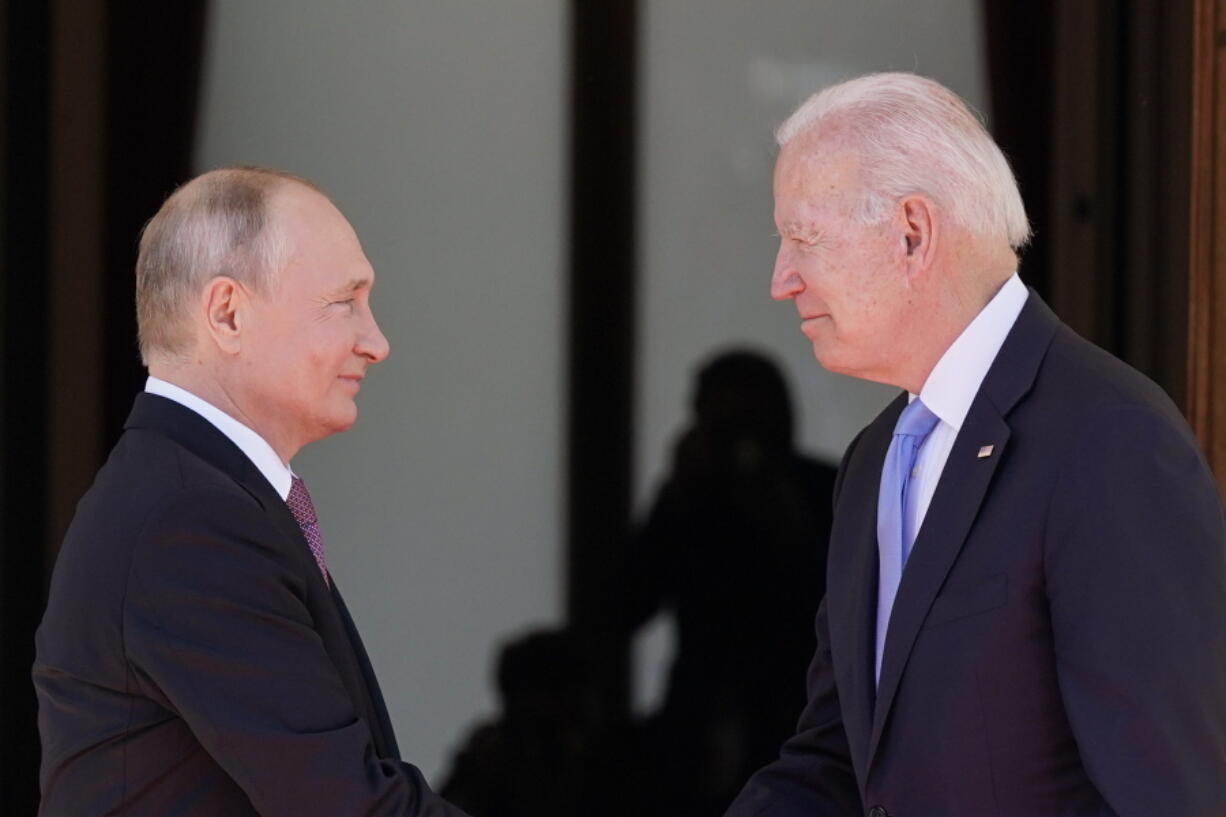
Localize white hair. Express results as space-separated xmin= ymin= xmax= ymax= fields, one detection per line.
xmin=135 ymin=167 xmax=316 ymax=363
xmin=776 ymin=72 xmax=1031 ymax=250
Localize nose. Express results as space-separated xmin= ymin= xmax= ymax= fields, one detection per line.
xmin=770 ymin=244 xmax=803 ymax=301
xmin=357 ymin=308 xmax=391 ymax=363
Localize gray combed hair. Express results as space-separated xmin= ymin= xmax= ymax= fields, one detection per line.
xmin=135 ymin=166 xmax=318 ymax=363
xmin=776 ymin=72 xmax=1031 ymax=250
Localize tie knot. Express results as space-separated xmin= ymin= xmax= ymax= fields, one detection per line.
xmin=286 ymin=476 xmax=317 ymax=528
xmin=895 ymin=397 xmax=940 ymax=440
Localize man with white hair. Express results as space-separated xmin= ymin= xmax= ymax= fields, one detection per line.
xmin=724 ymin=73 xmax=1226 ymax=817
xmin=34 ymin=168 xmax=471 ymax=816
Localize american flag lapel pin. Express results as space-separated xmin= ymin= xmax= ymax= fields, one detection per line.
xmin=977 ymin=445 xmax=994 ymax=459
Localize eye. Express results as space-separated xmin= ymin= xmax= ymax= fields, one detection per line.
xmin=800 ymin=231 xmax=830 ymax=249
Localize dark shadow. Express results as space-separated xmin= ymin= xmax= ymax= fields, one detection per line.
xmin=619 ymin=348 xmax=839 ymax=816
xmin=439 ymin=628 xmax=649 ymax=817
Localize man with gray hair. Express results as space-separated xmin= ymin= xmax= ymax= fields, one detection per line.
xmin=34 ymin=168 xmax=471 ymax=816
xmin=724 ymin=73 xmax=1226 ymax=817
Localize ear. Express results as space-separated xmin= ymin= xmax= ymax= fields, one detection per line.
xmin=200 ymin=276 xmax=246 ymax=355
xmin=898 ymin=195 xmax=938 ymax=281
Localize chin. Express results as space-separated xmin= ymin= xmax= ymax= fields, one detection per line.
xmin=812 ymin=346 xmax=862 ymax=379
xmin=321 ymin=405 xmax=359 ymax=437
xmin=811 ymin=342 xmax=842 ymax=371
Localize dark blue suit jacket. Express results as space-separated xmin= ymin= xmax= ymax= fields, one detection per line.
xmin=726 ymin=294 xmax=1226 ymax=817
xmin=34 ymin=394 xmax=469 ymax=816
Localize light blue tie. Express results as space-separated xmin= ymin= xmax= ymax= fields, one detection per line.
xmin=875 ymin=397 xmax=940 ymax=684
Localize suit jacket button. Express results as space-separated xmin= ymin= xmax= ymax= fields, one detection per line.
xmin=868 ymin=808 xmax=890 ymax=817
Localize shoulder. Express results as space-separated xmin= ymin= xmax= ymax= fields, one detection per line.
xmin=69 ymin=429 xmax=263 ymax=547
xmin=39 ymin=426 xmax=292 ymax=678
xmin=1014 ymin=326 xmax=1204 ymax=477
xmin=1022 ymin=329 xmax=1223 ymax=542
xmin=1040 ymin=326 xmax=1184 ymax=421
xmin=55 ymin=427 xmax=281 ymax=600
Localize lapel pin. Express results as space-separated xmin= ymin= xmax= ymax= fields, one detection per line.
xmin=977 ymin=445 xmax=994 ymax=459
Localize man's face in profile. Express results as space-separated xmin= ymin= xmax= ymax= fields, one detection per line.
xmin=238 ymin=186 xmax=391 ymax=453
xmin=770 ymin=140 xmax=909 ymax=385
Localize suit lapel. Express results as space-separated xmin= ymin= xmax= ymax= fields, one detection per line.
xmin=867 ymin=406 xmax=1010 ymax=759
xmin=860 ymin=291 xmax=1061 ymax=769
xmin=124 ymin=393 xmax=400 ymax=759
xmin=827 ymin=394 xmax=904 ymax=778
xmin=127 ymin=394 xmax=333 ymax=596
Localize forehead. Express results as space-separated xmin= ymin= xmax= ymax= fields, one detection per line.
xmin=774 ymin=133 xmax=861 ymax=195
xmin=273 ymin=184 xmax=354 ymax=245
xmin=272 ymin=185 xmax=374 ymax=283
xmin=773 ymin=145 xmax=862 ymax=234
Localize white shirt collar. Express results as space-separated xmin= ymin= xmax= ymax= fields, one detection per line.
xmin=145 ymin=376 xmax=294 ymax=500
xmin=914 ymin=273 xmax=1028 ymax=431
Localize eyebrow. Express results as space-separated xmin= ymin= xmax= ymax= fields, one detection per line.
xmin=329 ymin=277 xmax=372 ymax=297
xmin=779 ymin=222 xmax=822 ymax=240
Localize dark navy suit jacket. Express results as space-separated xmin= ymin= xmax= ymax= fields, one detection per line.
xmin=725 ymin=293 xmax=1226 ymax=817
xmin=34 ymin=394 xmax=469 ymax=816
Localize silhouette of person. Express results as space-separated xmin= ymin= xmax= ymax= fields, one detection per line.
xmin=624 ymin=349 xmax=838 ymax=816
xmin=440 ymin=629 xmax=613 ymax=817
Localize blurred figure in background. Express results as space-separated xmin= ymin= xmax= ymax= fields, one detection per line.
xmin=624 ymin=349 xmax=838 ymax=817
xmin=441 ymin=628 xmax=630 ymax=817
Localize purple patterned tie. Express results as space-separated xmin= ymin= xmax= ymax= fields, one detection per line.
xmin=287 ymin=476 xmax=330 ymax=586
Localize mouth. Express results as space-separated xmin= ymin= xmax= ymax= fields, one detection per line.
xmin=799 ymin=314 xmax=830 ymax=337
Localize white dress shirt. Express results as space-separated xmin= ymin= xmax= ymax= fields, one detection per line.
xmin=145 ymin=376 xmax=294 ymax=501
xmin=903 ymin=274 xmax=1028 ymax=546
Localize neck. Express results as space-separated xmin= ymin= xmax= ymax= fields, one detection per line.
xmin=148 ymin=359 xmax=298 ymax=464
xmin=893 ymin=261 xmax=1015 ymax=394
